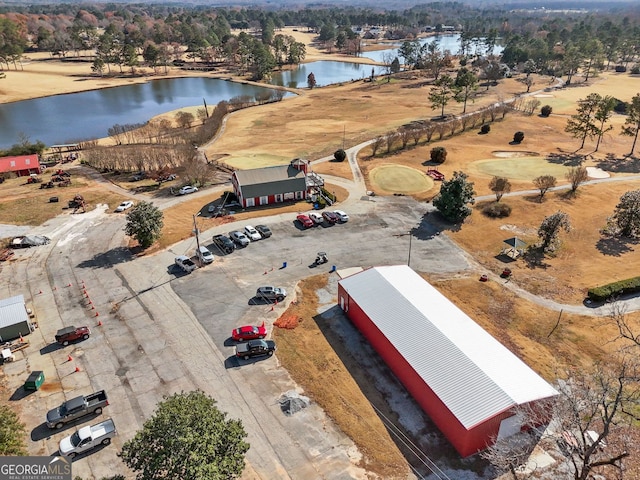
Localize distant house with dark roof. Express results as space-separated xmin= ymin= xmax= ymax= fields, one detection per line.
xmin=231 ymin=159 xmax=324 ymax=208
xmin=0 ymin=154 xmax=41 ymax=177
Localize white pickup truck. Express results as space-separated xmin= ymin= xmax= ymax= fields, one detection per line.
xmin=59 ymin=418 xmax=116 ymax=458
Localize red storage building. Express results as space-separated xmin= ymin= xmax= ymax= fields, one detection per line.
xmin=0 ymin=154 xmax=41 ymax=177
xmin=337 ymin=265 xmax=558 ymax=457
xmin=231 ymin=158 xmax=325 ymax=209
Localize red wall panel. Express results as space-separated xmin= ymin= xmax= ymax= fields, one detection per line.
xmin=341 ymin=292 xmax=510 ymax=457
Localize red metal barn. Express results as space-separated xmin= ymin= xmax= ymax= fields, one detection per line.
xmin=0 ymin=154 xmax=41 ymax=177
xmin=337 ymin=265 xmax=558 ymax=457
xmin=231 ymin=159 xmax=324 ymax=208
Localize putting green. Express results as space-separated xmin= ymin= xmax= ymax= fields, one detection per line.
xmin=471 ymin=157 xmax=570 ymax=181
xmin=369 ymin=164 xmax=434 ymax=193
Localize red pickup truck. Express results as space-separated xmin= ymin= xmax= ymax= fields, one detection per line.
xmin=55 ymin=326 xmax=91 ymax=346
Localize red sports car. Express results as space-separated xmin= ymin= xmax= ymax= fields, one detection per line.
xmin=232 ymin=323 xmax=267 ymax=342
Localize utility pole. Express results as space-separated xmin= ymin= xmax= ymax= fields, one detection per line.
xmin=342 ymin=125 xmax=346 ymax=150
xmin=393 ymin=231 xmax=412 ymax=267
xmin=193 ymin=212 xmax=200 ymax=258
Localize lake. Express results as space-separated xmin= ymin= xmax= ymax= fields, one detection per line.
xmin=0 ymin=35 xmax=501 ymax=148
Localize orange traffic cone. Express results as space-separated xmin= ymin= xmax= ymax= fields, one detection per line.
xmin=97 ymin=320 xmax=103 ymax=327
xmin=74 ymin=366 xmax=81 ymax=373
xmin=67 ymin=355 xmax=73 ymax=362
xmin=67 ymin=283 xmax=72 ymax=287
xmin=38 ymin=290 xmax=43 ymax=294
xmin=95 ymin=311 xmax=99 ymax=317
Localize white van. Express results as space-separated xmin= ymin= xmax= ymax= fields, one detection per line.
xmin=197 ymin=245 xmax=214 ymax=264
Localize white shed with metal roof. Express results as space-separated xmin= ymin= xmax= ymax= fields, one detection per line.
xmin=337 ymin=265 xmax=558 ymax=457
xmin=0 ymin=294 xmax=32 ymax=342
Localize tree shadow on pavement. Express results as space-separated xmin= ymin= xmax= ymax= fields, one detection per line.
xmin=413 ymin=211 xmax=462 ymax=240
xmin=76 ymin=247 xmax=133 ymax=269
xmin=595 ymin=236 xmax=639 ymax=257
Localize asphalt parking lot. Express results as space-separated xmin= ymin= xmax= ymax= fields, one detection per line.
xmin=1 ymin=194 xmax=471 ymax=479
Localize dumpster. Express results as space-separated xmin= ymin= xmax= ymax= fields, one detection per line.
xmin=24 ymin=371 xmax=45 ymax=391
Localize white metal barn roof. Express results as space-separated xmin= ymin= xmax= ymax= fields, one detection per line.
xmin=0 ymin=294 xmax=28 ymax=329
xmin=339 ymin=265 xmax=558 ymax=429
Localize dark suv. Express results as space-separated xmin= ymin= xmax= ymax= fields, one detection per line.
xmin=212 ymin=234 xmax=235 ymax=254
xmin=55 ymin=326 xmax=91 ymax=346
xmin=322 ymin=211 xmax=339 ymax=224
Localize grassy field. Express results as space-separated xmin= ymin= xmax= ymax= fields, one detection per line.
xmin=369 ymin=164 xmax=433 ymax=193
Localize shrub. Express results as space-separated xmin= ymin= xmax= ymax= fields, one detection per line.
xmin=430 ymin=146 xmax=447 ymax=164
xmin=482 ymin=202 xmax=512 ymax=218
xmin=588 ymin=276 xmax=640 ymax=302
xmin=540 ymin=105 xmax=552 ymax=117
xmin=632 ymin=65 xmax=640 ymax=75
xmin=513 ymin=131 xmax=525 ymax=143
xmin=614 ymin=99 xmax=628 ymax=114
xmin=333 ymin=149 xmax=346 ymax=162
xmin=480 ymin=124 xmax=490 ymax=134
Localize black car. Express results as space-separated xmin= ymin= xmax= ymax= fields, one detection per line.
xmin=255 ymin=224 xmax=272 ymax=238
xmin=235 ymin=339 xmax=277 ymax=360
xmin=322 ymin=211 xmax=339 ymax=224
xmin=212 ymin=234 xmax=235 ymax=254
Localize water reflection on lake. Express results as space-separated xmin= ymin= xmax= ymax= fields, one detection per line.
xmin=0 ymin=34 xmax=503 ymax=148
xmin=0 ymin=77 xmax=291 ymax=149
xmin=359 ymin=34 xmax=504 ymax=63
xmin=270 ymin=60 xmax=386 ymax=88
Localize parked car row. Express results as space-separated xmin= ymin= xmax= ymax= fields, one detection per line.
xmin=48 ymin=329 xmax=116 ymax=458
xmin=227 ymin=225 xmax=272 ymax=248
xmin=297 ymin=210 xmax=349 ymax=229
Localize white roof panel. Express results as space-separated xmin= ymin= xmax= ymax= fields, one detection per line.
xmin=0 ymin=294 xmax=28 ymax=329
xmin=339 ymin=265 xmax=558 ymax=428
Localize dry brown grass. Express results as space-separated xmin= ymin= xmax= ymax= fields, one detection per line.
xmin=273 ymin=274 xmax=409 ymax=479
xmin=0 ymin=170 xmax=127 ymax=226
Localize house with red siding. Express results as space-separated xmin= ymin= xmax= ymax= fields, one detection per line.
xmin=0 ymin=155 xmax=41 ymax=177
xmin=337 ymin=265 xmax=558 ymax=457
xmin=231 ymin=158 xmax=324 ymax=208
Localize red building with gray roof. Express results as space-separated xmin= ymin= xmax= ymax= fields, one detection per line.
xmin=230 ymin=158 xmax=324 ymax=208
xmin=0 ymin=154 xmax=41 ymax=177
xmin=337 ymin=265 xmax=558 ymax=457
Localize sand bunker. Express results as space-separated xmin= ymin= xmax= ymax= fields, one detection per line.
xmin=586 ymin=166 xmax=610 ymax=179
xmin=492 ymin=151 xmax=539 ymax=158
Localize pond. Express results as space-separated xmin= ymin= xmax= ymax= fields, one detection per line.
xmin=359 ymin=34 xmax=504 ymax=63
xmin=0 ymin=77 xmax=291 ymax=149
xmin=0 ymin=35 xmax=503 ymax=149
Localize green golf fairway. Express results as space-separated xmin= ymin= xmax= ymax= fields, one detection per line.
xmin=471 ymin=157 xmax=571 ymax=181
xmin=370 ymin=164 xmax=434 ymax=193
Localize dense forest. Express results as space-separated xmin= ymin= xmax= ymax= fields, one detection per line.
xmin=0 ymin=3 xmax=639 ymax=81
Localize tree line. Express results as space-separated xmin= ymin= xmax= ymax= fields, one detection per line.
xmin=1 ymin=3 xmax=639 ymax=82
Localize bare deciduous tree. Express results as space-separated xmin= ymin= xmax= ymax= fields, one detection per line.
xmin=370 ymin=136 xmax=384 ymax=157
xmin=533 ymin=175 xmax=557 ymax=201
xmin=398 ymin=128 xmax=411 ymax=149
xmin=566 ymin=166 xmax=589 ymax=192
xmin=489 ymin=176 xmax=511 ymax=202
